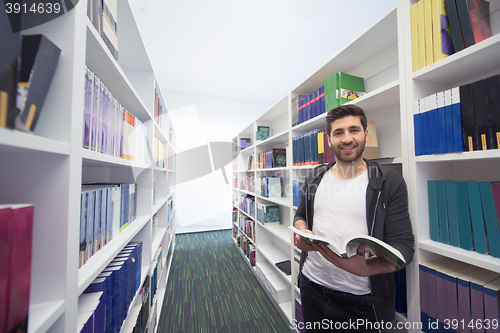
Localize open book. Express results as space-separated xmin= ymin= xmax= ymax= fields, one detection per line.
xmin=289 ymin=226 xmax=405 ymax=270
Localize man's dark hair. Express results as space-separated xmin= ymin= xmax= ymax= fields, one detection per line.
xmin=326 ymin=104 xmax=368 ymax=136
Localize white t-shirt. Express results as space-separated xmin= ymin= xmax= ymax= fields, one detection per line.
xmin=302 ymin=169 xmax=371 ymax=295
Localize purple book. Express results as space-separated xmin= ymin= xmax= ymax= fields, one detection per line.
xmin=484 ymin=277 xmax=500 ymax=333
xmin=446 ymin=266 xmax=482 ymax=327
xmin=83 ymin=67 xmax=93 ymax=149
xmin=458 ymin=269 xmax=489 ymax=331
xmin=437 ymin=263 xmax=467 ymax=326
xmin=0 ymin=207 xmax=11 ymax=333
xmin=492 ymin=183 xmax=500 ymax=230
xmin=419 ymin=264 xmax=429 ymax=328
xmin=470 ymin=272 xmax=500 ymax=333
xmin=98 ymin=80 xmax=106 ymax=154
xmin=91 ymin=76 xmax=100 ymax=151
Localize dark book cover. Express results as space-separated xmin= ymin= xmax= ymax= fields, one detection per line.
xmin=455 ymin=0 xmax=476 ymax=48
xmin=16 ymin=34 xmax=61 ymax=132
xmin=471 ymin=79 xmax=490 ymax=150
xmin=275 ymin=260 xmax=291 ymax=276
xmin=445 ymin=0 xmax=465 ymax=52
xmin=0 ymin=6 xmax=20 ymax=129
xmin=459 ymin=84 xmax=476 ymax=151
xmin=467 ymin=0 xmax=492 ymax=44
xmin=486 ymin=75 xmax=500 ymax=149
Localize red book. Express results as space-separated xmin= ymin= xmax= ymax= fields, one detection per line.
xmin=0 ymin=206 xmax=12 ymax=333
xmin=6 ymin=204 xmax=34 ymax=333
xmin=492 ymin=183 xmax=500 ymax=230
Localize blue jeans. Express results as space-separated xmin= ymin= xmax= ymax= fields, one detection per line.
xmin=299 ymin=273 xmax=380 ymax=333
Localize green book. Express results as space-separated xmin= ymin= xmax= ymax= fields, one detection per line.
xmin=455 ymin=181 xmax=473 ymax=251
xmin=256 ymin=126 xmax=270 ymax=141
xmin=338 ymin=72 xmax=365 ymax=106
xmin=428 ymin=180 xmax=440 ymax=242
xmin=436 ymin=180 xmax=450 ymax=244
xmin=467 ymin=181 xmax=488 ymax=254
xmin=445 ymin=181 xmax=461 ymax=247
xmin=324 ymin=72 xmax=339 ymax=112
xmin=478 ymin=181 xmax=500 ymax=258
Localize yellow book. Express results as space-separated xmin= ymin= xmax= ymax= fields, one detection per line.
xmin=432 ymin=0 xmax=453 ymax=62
xmin=410 ymin=3 xmax=419 ymax=71
xmin=424 ymin=0 xmax=434 ymax=66
xmin=417 ymin=1 xmax=426 ymax=70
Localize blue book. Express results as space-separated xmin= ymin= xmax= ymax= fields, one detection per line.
xmin=96 ymin=271 xmax=113 ymax=333
xmin=455 ymin=181 xmax=473 ymax=251
xmin=86 ymin=191 xmax=95 ymax=260
xmin=429 ymin=95 xmax=439 ymax=155
xmin=451 ymin=87 xmax=464 ymax=152
xmin=428 ymin=181 xmax=440 ymax=242
xmin=436 ymin=93 xmax=447 ymax=154
xmin=100 ymin=188 xmax=107 ymax=248
xmin=444 ymin=90 xmax=454 ymax=154
xmin=101 ymin=265 xmax=123 ymax=332
xmin=421 ymin=98 xmax=430 ymax=155
xmin=436 ymin=181 xmax=450 ymax=244
xmin=467 ymin=181 xmax=488 ymax=254
xmin=445 ymin=181 xmax=461 ymax=247
xmin=94 ymin=189 xmax=101 ymax=253
xmin=414 ymin=100 xmax=422 ymax=156
xmin=80 ymin=193 xmax=88 ymax=267
xmin=106 ymin=188 xmax=113 ymax=243
xmin=478 ymin=181 xmax=500 ymax=258
xmin=84 ymin=277 xmax=109 ymax=332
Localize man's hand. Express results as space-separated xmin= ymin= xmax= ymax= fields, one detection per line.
xmin=293 ymin=228 xmax=319 ymax=252
xmin=315 ymin=243 xmax=396 ymax=277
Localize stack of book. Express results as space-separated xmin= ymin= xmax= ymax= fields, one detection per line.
xmin=239 ymin=195 xmax=255 ymax=218
xmin=80 ymin=183 xmax=137 ymax=268
xmin=410 ymin=0 xmax=492 ymax=72
xmin=1 ymin=204 xmax=34 ymax=333
xmin=428 ymin=180 xmax=500 ymax=257
xmin=295 ymin=86 xmax=325 ymax=126
xmin=419 ymin=258 xmax=500 ymax=332
xmin=256 ymin=148 xmax=286 ymax=169
xmin=239 ymin=215 xmax=255 ymax=241
xmin=293 ymin=129 xmax=334 ymax=166
xmin=292 ymin=95 xmax=307 ymax=127
xmin=82 ymin=241 xmax=142 ymax=333
xmin=239 ymin=175 xmax=254 ymax=193
xmin=324 ymin=72 xmax=365 ymax=111
xmin=414 ymin=74 xmax=500 ymax=155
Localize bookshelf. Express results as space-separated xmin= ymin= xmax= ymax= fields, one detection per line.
xmin=232 ymin=1 xmax=500 ymax=332
xmin=0 ymin=1 xmax=176 ymax=333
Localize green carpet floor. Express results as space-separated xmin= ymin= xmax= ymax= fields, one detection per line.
xmin=157 ymin=229 xmax=292 ymax=333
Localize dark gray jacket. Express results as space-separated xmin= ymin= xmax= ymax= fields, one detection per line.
xmin=293 ymin=159 xmax=414 ymax=323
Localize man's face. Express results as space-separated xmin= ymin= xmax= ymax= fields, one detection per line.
xmin=327 ymin=115 xmax=367 ymax=163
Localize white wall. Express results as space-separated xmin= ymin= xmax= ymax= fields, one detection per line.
xmin=165 ymin=91 xmax=269 ymax=233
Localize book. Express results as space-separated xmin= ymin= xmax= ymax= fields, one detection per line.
xmin=467 ymin=181 xmax=488 ymax=254
xmin=275 ymin=260 xmax=291 ymax=276
xmin=493 ymin=183 xmax=500 ymax=231
xmin=428 ymin=180 xmax=440 ymax=242
xmin=410 ymin=2 xmax=420 ymax=71
xmin=455 ymin=181 xmax=474 ymax=251
xmin=455 ymin=0 xmax=476 ymax=48
xmin=437 ymin=180 xmax=450 ymax=244
xmin=289 ymin=226 xmax=405 ymax=270
xmin=472 ymin=79 xmax=490 ymax=150
xmin=483 ymin=277 xmax=500 ymax=332
xmin=445 ymin=0 xmax=465 ymax=52
xmin=486 ymin=75 xmax=500 ymax=149
xmin=15 ymin=34 xmax=61 ymax=132
xmin=451 ymin=87 xmax=464 ymax=152
xmin=256 ymin=125 xmax=270 ymax=141
xmin=414 ymin=99 xmax=422 ymax=156
xmin=102 ymin=0 xmax=119 ymax=60
xmin=437 ymin=92 xmax=447 ymax=154
xmin=478 ymin=181 xmax=500 ymax=258
xmin=338 ymin=72 xmax=365 ymax=106
xmin=470 ymin=271 xmax=500 ymax=330
xmin=3 ymin=204 xmax=35 ymax=333
xmin=324 ymin=72 xmax=339 ymax=111
xmin=424 ymin=0 xmax=434 ymax=66
xmin=445 ymin=181 xmax=461 ymax=247
xmin=87 ymin=0 xmax=103 ymax=36
xmin=417 ymin=0 xmax=427 ymax=70
xmin=0 ymin=7 xmax=20 ymax=129
xmin=433 ymin=0 xmax=455 ymax=62
xmin=459 ymin=83 xmax=476 ymax=151
xmin=465 ymin=0 xmax=492 ymax=44
xmin=444 ymin=89 xmax=454 ymax=153
xmin=0 ymin=206 xmax=11 ymax=333
xmin=272 ymin=148 xmax=286 ymax=168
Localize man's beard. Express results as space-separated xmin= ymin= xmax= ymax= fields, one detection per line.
xmin=331 ymin=137 xmax=366 ymax=163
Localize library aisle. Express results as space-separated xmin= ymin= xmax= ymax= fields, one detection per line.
xmin=157 ymin=230 xmax=292 ymax=333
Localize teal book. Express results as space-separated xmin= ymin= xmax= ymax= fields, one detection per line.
xmin=467 ymin=181 xmax=488 ymax=254
xmin=445 ymin=181 xmax=461 ymax=247
xmin=428 ymin=181 xmax=440 ymax=242
xmin=437 ymin=181 xmax=450 ymax=244
xmin=455 ymin=181 xmax=473 ymax=251
xmin=478 ymin=181 xmax=500 ymax=258
xmin=338 ymin=72 xmax=365 ymax=105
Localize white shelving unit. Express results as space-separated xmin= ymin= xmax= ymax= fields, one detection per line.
xmin=0 ymin=1 xmax=176 ymax=333
xmin=231 ymin=1 xmax=500 ymax=332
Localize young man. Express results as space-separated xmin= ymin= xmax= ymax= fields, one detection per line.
xmin=293 ymin=104 xmax=414 ymax=332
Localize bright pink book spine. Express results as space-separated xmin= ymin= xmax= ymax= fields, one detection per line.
xmin=6 ymin=205 xmax=34 ymax=333
xmin=0 ymin=207 xmax=12 ymax=333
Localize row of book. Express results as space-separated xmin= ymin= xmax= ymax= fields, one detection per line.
xmin=293 ymin=86 xmax=326 ymax=126
xmin=123 ymin=275 xmax=151 ymax=333
xmin=80 ymin=183 xmax=137 ymax=268
xmin=410 ymin=0 xmax=493 ymax=72
xmin=238 ymin=215 xmax=255 ymax=242
xmin=293 ymin=180 xmax=305 ymax=207
xmin=240 ymin=195 xmax=255 ymax=218
xmin=154 ymin=89 xmax=165 ymax=129
xmin=292 ymin=129 xmax=333 ymax=166
xmin=150 ymin=246 xmax=163 ymax=307
xmin=239 ymin=175 xmax=254 ymax=193
xmin=0 ymin=204 xmax=34 ymax=333
xmin=0 ymin=32 xmax=60 ymax=133
xmin=153 ymin=138 xmax=166 ymax=168
xmin=87 ymin=0 xmax=118 ymax=60
xmin=419 ymin=258 xmax=500 ymax=333
xmin=256 ymin=148 xmax=287 ymax=169
xmin=233 ymin=229 xmax=256 ymax=266
xmin=84 ymin=66 xmax=149 ymax=163
xmin=167 ymin=198 xmax=174 ymax=226
xmin=414 ymin=74 xmax=500 ymax=155
xmin=81 ymin=241 xmax=143 ymax=333
xmin=428 ymin=180 xmax=500 ymax=258
xmin=257 ymin=203 xmax=280 ymax=226
xmin=255 ymin=177 xmax=282 ymax=198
